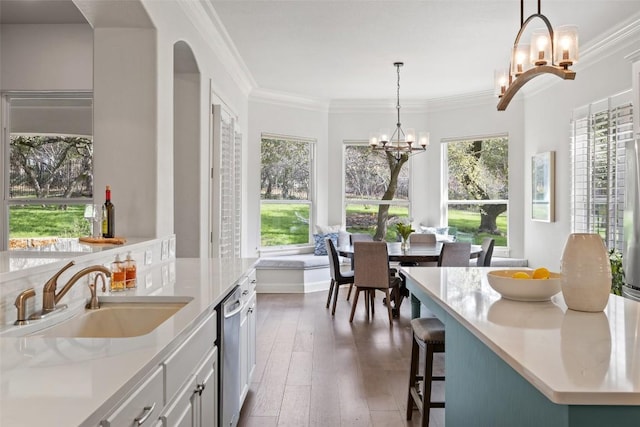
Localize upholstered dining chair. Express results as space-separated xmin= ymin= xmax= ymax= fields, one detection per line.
xmin=349 ymin=233 xmax=374 ymax=245
xmin=325 ymin=238 xmax=355 ymax=315
xmin=409 ymin=233 xmax=437 ymax=244
xmin=349 ymin=241 xmax=401 ymax=324
xmin=477 ymin=237 xmax=495 ymax=267
xmin=437 ymin=242 xmax=472 ymax=267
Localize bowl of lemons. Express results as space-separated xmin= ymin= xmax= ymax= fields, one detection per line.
xmin=486 ymin=268 xmax=562 ymax=302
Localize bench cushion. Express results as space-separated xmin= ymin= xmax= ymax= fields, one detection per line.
xmin=256 ymin=254 xmax=330 ymax=270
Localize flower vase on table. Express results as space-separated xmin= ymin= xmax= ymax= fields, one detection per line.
xmin=401 ymin=236 xmax=410 ymax=251
xmin=396 ymin=222 xmax=414 ymax=252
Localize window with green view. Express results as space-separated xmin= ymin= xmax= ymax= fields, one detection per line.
xmin=343 ymin=143 xmax=410 ymax=241
xmin=260 ymin=135 xmax=315 ymax=248
xmin=445 ymin=136 xmax=509 ymax=247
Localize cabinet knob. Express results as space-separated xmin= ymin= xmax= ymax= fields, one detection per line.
xmin=195 ymin=383 xmax=206 ymax=396
xmin=133 ymin=402 xmax=156 ymax=425
xmin=242 ymin=290 xmax=249 ymax=296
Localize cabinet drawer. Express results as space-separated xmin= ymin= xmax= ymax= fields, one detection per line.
xmin=102 ymin=366 xmax=163 ymax=427
xmin=163 ymin=310 xmax=216 ymax=403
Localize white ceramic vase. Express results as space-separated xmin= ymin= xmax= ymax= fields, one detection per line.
xmin=560 ymin=233 xmax=612 ymax=312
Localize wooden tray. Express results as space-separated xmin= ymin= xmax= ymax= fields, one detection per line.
xmin=79 ymin=236 xmax=127 ymax=245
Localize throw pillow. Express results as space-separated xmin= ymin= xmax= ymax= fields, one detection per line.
xmin=313 ymin=232 xmax=339 ymax=256
xmin=314 ymin=224 xmax=342 ymax=234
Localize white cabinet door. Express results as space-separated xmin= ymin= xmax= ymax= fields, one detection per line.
xmin=161 ymin=377 xmax=197 ymax=427
xmin=195 ymin=348 xmax=218 ymax=427
xmin=247 ymin=292 xmax=257 ymax=386
xmin=239 ymin=298 xmax=249 ymax=405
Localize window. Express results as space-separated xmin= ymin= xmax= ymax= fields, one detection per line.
xmin=2 ymin=93 xmax=93 ymax=250
xmin=343 ymin=142 xmax=410 ymax=240
xmin=260 ymin=134 xmax=314 ymax=248
xmin=444 ymin=136 xmax=509 ymax=246
xmin=570 ymin=91 xmax=632 ymax=252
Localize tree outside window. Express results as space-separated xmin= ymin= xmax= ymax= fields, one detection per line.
xmin=260 ymin=136 xmax=314 ymax=247
xmin=4 ymin=94 xmax=94 ymax=250
xmin=445 ymin=136 xmax=509 ymax=246
xmin=344 ymin=143 xmax=410 ymax=241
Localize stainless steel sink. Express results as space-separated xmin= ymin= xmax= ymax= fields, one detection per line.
xmin=34 ymin=299 xmax=192 ymax=338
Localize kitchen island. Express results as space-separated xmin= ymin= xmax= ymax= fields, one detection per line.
xmin=0 ymin=256 xmax=256 ymax=426
xmin=401 ymin=266 xmax=640 ymax=427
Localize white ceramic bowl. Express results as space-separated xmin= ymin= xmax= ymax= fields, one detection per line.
xmin=486 ymin=269 xmax=562 ymax=302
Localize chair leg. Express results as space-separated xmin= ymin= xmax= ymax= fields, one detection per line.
xmin=326 ymin=279 xmax=335 ymax=309
xmin=406 ymin=336 xmax=419 ymax=421
xmin=422 ymin=345 xmax=435 ymax=427
xmin=331 ymin=282 xmax=340 ymax=315
xmin=364 ymin=290 xmax=370 ymax=320
xmin=370 ymin=290 xmax=375 ymax=316
xmin=383 ymin=289 xmax=393 ymax=324
xmin=349 ymin=288 xmax=360 ymax=322
xmin=346 ymin=283 xmax=354 ymax=301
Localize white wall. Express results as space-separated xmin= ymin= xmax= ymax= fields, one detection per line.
xmin=142 ymin=1 xmax=250 ymax=257
xmin=524 ymin=32 xmax=640 ymax=269
xmin=174 ymin=71 xmax=201 ymax=257
xmin=1 ymin=24 xmax=93 ymax=90
xmin=247 ymin=97 xmax=329 ymax=257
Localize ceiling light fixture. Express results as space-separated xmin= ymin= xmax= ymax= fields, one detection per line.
xmin=369 ymin=62 xmax=429 ymax=161
xmin=495 ymin=0 xmax=578 ymax=111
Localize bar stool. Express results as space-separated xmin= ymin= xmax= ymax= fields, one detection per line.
xmin=406 ymin=317 xmax=445 ymax=426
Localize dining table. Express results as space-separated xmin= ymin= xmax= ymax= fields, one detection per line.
xmin=337 ymin=241 xmax=482 ymax=316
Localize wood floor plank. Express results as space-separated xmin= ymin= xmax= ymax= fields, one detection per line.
xmin=277 ymin=384 xmax=311 ymax=426
xmin=286 ymin=351 xmax=313 ymax=386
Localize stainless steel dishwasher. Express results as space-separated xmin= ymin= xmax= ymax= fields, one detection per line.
xmin=221 ymin=286 xmax=243 ymax=427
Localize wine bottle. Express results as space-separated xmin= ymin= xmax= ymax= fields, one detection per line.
xmin=103 ymin=185 xmax=115 ymax=238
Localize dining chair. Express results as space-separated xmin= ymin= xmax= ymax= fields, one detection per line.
xmin=349 ymin=241 xmax=401 ymax=324
xmin=409 ymin=233 xmax=437 ymax=244
xmin=437 ymin=242 xmax=472 ymax=267
xmin=349 ymin=233 xmax=374 ymax=245
xmin=477 ymin=237 xmax=495 ymax=267
xmin=325 ymin=238 xmax=355 ymax=315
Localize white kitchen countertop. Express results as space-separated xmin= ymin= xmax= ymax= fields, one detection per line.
xmin=400 ymin=266 xmax=640 ymax=405
xmin=0 ymin=257 xmax=257 ymax=427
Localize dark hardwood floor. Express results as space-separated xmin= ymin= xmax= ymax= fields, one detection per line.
xmin=238 ymin=288 xmax=445 ymax=427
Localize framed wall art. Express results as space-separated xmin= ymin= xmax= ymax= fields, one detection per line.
xmin=531 ymin=151 xmax=555 ymax=222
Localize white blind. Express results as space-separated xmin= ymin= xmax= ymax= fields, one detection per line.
xmin=571 ymin=90 xmax=633 ymax=252
xmin=219 ymin=115 xmax=242 ymax=258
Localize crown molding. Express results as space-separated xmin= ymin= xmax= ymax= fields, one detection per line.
xmin=178 ymin=1 xmax=256 ymax=96
xmin=250 ymin=88 xmax=330 ymax=113
xmin=626 ymin=48 xmax=640 ymax=63
xmin=329 ymin=91 xmax=496 ymax=114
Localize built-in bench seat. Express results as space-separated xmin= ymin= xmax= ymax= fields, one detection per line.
xmin=256 ymin=252 xmax=527 ymax=294
xmin=469 ymin=257 xmax=529 ymax=267
xmin=255 ymin=254 xmax=348 ymax=293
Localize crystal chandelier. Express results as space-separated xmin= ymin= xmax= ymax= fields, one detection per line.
xmin=495 ymin=0 xmax=578 ymax=111
xmin=369 ymin=62 xmax=429 ymax=161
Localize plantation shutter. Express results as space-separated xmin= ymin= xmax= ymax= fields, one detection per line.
xmin=217 ymin=107 xmax=242 ymax=258
xmin=570 ymin=90 xmax=633 ymax=252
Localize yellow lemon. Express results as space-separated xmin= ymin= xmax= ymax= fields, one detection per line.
xmin=532 ymin=267 xmax=550 ymax=280
xmin=512 ymin=271 xmax=531 ymax=279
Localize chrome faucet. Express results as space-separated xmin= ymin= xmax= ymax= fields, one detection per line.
xmin=38 ymin=261 xmax=111 ymax=316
